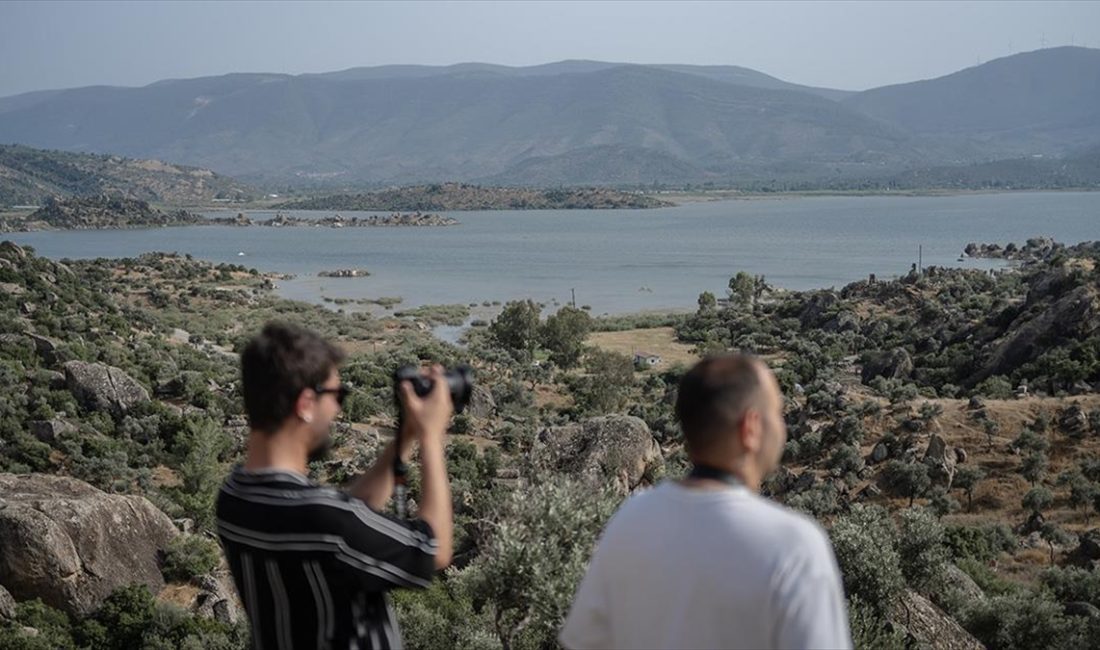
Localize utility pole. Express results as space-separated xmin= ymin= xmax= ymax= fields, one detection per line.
xmin=918 ymin=245 xmax=923 ymax=276
xmin=571 ymin=288 xmax=576 ymax=308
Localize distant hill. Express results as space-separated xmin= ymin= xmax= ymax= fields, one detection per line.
xmin=0 ymin=64 xmax=935 ymax=185
xmin=843 ymin=47 xmax=1100 ymax=157
xmin=0 ymin=144 xmax=255 ymax=206
xmin=0 ymin=50 xmax=1097 ymax=187
xmin=274 ymin=182 xmax=671 ymax=211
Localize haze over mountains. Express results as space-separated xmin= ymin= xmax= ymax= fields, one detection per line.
xmin=0 ymin=47 xmax=1097 ymax=187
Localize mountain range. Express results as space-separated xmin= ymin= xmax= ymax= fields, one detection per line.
xmin=0 ymin=47 xmax=1097 ymax=186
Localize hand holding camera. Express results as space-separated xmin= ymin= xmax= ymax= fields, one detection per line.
xmin=394 ymin=364 xmax=466 ymax=443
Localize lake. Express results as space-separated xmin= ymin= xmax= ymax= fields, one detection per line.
xmin=5 ymin=192 xmax=1097 ymax=316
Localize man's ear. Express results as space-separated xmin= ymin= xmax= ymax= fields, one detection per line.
xmin=295 ymin=389 xmax=316 ymax=423
xmin=739 ymin=409 xmax=763 ymax=454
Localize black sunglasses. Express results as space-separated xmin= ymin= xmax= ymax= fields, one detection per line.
xmin=313 ymin=384 xmax=351 ymax=407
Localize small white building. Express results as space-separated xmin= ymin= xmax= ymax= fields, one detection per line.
xmin=633 ymin=351 xmax=662 ymax=368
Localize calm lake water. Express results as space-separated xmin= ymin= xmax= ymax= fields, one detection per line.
xmin=6 ymin=192 xmax=1098 ymax=315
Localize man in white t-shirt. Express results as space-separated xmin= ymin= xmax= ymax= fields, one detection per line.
xmin=560 ymin=355 xmax=852 ymax=650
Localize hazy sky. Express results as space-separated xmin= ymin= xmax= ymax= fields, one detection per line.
xmin=2 ymin=0 xmax=1099 ymax=97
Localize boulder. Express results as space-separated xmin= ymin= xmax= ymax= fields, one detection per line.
xmin=954 ymin=447 xmax=968 ymax=464
xmin=0 ymin=584 xmax=15 ymax=620
xmin=943 ymin=563 xmax=984 ymax=602
xmin=1065 ymin=602 xmax=1100 ymax=620
xmin=861 ymin=348 xmax=914 ymax=384
xmin=869 ymin=441 xmax=889 ymax=465
xmin=890 ymin=589 xmax=983 ymax=650
xmin=1059 ymin=404 xmax=1088 ymax=436
xmin=25 ymin=334 xmax=60 ymax=367
xmin=63 ymin=360 xmax=150 ymax=418
xmin=192 ymin=572 xmax=242 ymax=625
xmin=533 ymin=415 xmax=660 ymax=495
xmin=966 ymin=285 xmax=1100 ymax=387
xmin=27 ymin=419 xmax=75 ymax=444
xmin=968 ymin=396 xmax=985 ymax=410
xmin=0 ymin=241 xmax=27 ymax=261
xmin=466 ymin=384 xmax=496 ymax=419
xmin=922 ymin=434 xmax=957 ymax=489
xmin=792 ymin=471 xmax=817 ymax=493
xmin=1072 ymin=529 xmax=1100 ymax=562
xmin=0 ymin=473 xmax=179 ymax=616
xmin=799 ymin=291 xmax=840 ymax=329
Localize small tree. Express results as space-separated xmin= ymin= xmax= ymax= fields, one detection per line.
xmin=696 ymin=291 xmax=717 ymax=314
xmin=727 ymin=272 xmax=756 ymax=309
xmin=897 ymin=508 xmax=950 ymax=591
xmin=1020 ymin=452 xmax=1049 ymax=486
xmin=1039 ymin=523 xmax=1074 ymax=566
xmin=830 ymin=505 xmax=904 ymax=617
xmin=881 ymin=460 xmax=932 ymax=507
xmin=1022 ymin=486 xmax=1053 ymax=514
xmin=459 ymin=478 xmax=618 ymax=650
xmin=540 ymin=306 xmax=592 ymax=369
xmin=953 ymin=465 xmax=986 ymax=512
xmin=490 ymin=299 xmax=542 ymax=361
xmin=983 ymin=418 xmax=1000 ymax=451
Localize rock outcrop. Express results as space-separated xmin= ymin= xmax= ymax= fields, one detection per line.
xmin=890 ymin=589 xmax=983 ymax=650
xmin=0 ymin=584 xmax=15 ymax=620
xmin=923 ymin=434 xmax=958 ymax=489
xmin=533 ymin=415 xmax=660 ymax=495
xmin=861 ymin=348 xmax=914 ymax=384
xmin=966 ymin=284 xmax=1100 ymax=387
xmin=0 ymin=473 xmax=179 ymax=616
xmin=63 ymin=360 xmax=150 ymax=417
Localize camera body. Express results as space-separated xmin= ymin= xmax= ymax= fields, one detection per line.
xmin=393 ymin=364 xmax=474 ymax=414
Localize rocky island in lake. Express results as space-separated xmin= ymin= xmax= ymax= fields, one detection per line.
xmin=0 ymin=195 xmax=459 ymax=231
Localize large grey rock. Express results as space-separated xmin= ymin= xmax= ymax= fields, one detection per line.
xmin=63 ymin=360 xmax=150 ymax=418
xmin=799 ymin=291 xmax=840 ymax=329
xmin=27 ymin=333 xmax=60 ymax=366
xmin=943 ymin=563 xmax=985 ymax=602
xmin=923 ymin=434 xmax=957 ymax=489
xmin=861 ymin=348 xmax=914 ymax=384
xmin=192 ymin=571 xmax=242 ymax=625
xmin=1065 ymin=602 xmax=1100 ymax=620
xmin=966 ymin=285 xmax=1100 ymax=387
xmin=466 ymin=384 xmax=496 ymax=419
xmin=890 ymin=589 xmax=983 ymax=650
xmin=533 ymin=415 xmax=660 ymax=495
xmin=0 ymin=584 xmax=15 ymax=620
xmin=28 ymin=419 xmax=75 ymax=444
xmin=0 ymin=241 xmax=27 ymax=261
xmin=1072 ymin=528 xmax=1100 ymax=562
xmin=871 ymin=442 xmax=888 ymax=468
xmin=0 ymin=473 xmax=179 ymax=616
xmin=1060 ymin=403 xmax=1088 ymax=436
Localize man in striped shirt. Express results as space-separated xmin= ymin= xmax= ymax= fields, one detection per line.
xmin=217 ymin=322 xmax=454 ymax=650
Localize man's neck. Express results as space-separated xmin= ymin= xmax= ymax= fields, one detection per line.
xmin=683 ymin=457 xmax=761 ymax=492
xmin=244 ymin=427 xmax=308 ymax=475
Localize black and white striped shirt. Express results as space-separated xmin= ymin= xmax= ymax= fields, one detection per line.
xmin=216 ymin=466 xmax=437 ymax=650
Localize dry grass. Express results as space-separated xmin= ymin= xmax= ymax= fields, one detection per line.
xmin=587 ymin=326 xmax=698 ymax=371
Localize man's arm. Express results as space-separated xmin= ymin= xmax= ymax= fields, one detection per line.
xmin=349 ymin=433 xmax=415 ymax=511
xmin=772 ymin=531 xmax=852 ymax=650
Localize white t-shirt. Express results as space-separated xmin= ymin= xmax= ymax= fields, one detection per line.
xmin=560 ymin=480 xmax=852 ymax=650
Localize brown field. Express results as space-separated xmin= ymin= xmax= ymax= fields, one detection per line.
xmin=587 ymin=327 xmax=698 ymax=371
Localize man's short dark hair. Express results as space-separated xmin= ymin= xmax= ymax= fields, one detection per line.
xmin=241 ymin=321 xmax=346 ymax=433
xmin=675 ymin=355 xmax=765 ymax=455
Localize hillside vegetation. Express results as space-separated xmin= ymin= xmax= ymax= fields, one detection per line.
xmin=2 ymin=235 xmax=1100 ymax=648
xmin=0 ymin=144 xmax=255 ymax=207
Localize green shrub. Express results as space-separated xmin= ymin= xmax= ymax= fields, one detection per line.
xmin=162 ymin=534 xmax=221 ymax=582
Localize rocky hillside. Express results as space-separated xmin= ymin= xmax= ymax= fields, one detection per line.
xmin=275 ymin=183 xmax=670 ymax=210
xmin=1 ymin=195 xmax=206 ymax=231
xmin=3 ymin=236 xmax=1100 ymax=648
xmin=0 ymin=144 xmax=255 ymax=207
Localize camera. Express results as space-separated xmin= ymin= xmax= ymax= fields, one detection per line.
xmin=393 ymin=365 xmax=474 ymax=413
